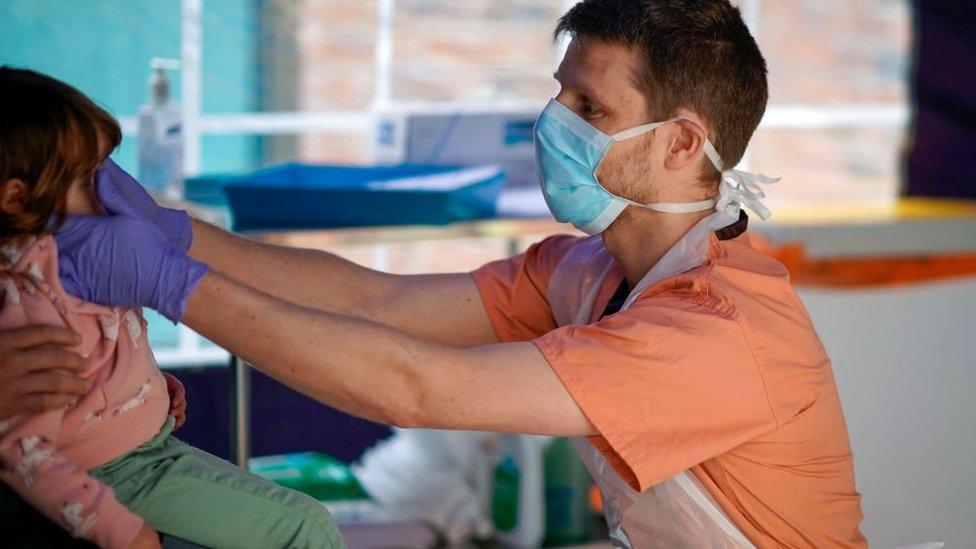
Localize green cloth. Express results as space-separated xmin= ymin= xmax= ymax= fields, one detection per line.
xmin=87 ymin=416 xmax=345 ymax=549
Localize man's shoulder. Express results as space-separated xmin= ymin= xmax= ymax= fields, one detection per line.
xmin=709 ymin=237 xmax=835 ymax=422
xmin=532 ymin=233 xmax=587 ymax=260
xmin=713 ymin=236 xmax=794 ymax=289
xmin=628 ymin=239 xmax=793 ymax=317
xmin=680 ymin=236 xmax=808 ymax=322
xmin=520 ymin=233 xmax=590 ymax=284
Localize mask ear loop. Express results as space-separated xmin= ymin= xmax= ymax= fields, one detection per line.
xmin=613 ymin=117 xmax=726 ymax=171
xmin=607 ymin=118 xmax=721 ymax=214
xmin=701 ymin=139 xmax=725 ymax=172
xmin=611 ymin=116 xmax=780 ymax=220
xmin=662 ymin=120 xmax=781 ymax=220
xmin=610 ymin=118 xmax=680 ymax=142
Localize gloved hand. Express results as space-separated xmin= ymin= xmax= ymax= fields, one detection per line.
xmin=95 ymin=159 xmax=193 ymax=253
xmin=54 ymin=213 xmax=209 ymax=324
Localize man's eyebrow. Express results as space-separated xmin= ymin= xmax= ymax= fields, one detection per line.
xmin=552 ymin=69 xmax=612 ymax=109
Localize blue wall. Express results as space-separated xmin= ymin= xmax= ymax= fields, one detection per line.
xmin=0 ymin=0 xmax=263 ymax=174
xmin=1 ymin=0 xmax=268 ymax=351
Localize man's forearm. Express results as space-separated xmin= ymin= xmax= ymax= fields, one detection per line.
xmin=188 ymin=219 xmax=391 ymax=319
xmin=181 ymin=271 xmax=594 ymax=436
xmin=183 ymin=270 xmax=430 ymax=425
xmin=187 ymin=219 xmax=500 ymax=348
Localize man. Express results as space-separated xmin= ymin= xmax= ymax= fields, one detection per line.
xmin=33 ymin=0 xmax=868 ymax=546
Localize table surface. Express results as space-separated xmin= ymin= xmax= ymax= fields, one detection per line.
xmin=242 ymin=197 xmax=976 ymax=258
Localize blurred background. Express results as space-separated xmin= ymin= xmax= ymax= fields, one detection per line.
xmin=2 ymin=1 xmax=974 ymax=547
xmin=1 ymin=0 xmax=912 ymax=202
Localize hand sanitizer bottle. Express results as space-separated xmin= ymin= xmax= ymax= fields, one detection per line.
xmin=137 ymin=58 xmax=183 ymax=200
xmin=490 ymin=434 xmax=548 ymax=547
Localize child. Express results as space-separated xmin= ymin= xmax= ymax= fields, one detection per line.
xmin=0 ymin=67 xmax=345 ymax=549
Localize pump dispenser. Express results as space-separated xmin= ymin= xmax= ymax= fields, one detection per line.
xmin=138 ymin=58 xmax=183 ymax=199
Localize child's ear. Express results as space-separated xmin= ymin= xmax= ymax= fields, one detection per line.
xmin=0 ymin=179 xmax=29 ymax=215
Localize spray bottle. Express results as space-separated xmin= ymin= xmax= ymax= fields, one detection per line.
xmin=487 ymin=434 xmax=549 ymax=547
xmin=137 ymin=58 xmax=183 ymax=200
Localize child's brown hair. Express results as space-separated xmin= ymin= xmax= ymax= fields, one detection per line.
xmin=0 ymin=67 xmax=122 ymax=238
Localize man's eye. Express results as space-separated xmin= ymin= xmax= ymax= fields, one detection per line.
xmin=581 ymin=102 xmax=601 ymax=119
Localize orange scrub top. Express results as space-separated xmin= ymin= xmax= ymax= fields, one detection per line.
xmin=471 ymin=224 xmax=867 ymax=548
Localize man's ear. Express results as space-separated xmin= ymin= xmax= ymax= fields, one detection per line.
xmin=0 ymin=179 xmax=29 ymax=215
xmin=663 ymin=116 xmax=709 ymax=172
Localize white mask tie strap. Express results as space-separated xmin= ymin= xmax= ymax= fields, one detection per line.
xmin=717 ymin=169 xmax=780 ymax=220
xmin=645 ymin=199 xmax=717 ymax=214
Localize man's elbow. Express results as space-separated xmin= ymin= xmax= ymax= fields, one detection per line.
xmin=385 ymin=405 xmax=424 ymax=430
xmin=378 ymin=365 xmax=432 ymax=430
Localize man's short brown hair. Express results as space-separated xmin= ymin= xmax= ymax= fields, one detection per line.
xmin=556 ymin=0 xmax=769 ymax=180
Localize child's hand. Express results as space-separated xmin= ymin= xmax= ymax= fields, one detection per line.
xmin=127 ymin=523 xmax=161 ymax=549
xmin=163 ymin=372 xmax=187 ymax=429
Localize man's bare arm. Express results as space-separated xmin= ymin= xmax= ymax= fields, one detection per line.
xmin=182 ymin=271 xmax=595 ymax=436
xmin=189 ymin=219 xmax=498 ymax=347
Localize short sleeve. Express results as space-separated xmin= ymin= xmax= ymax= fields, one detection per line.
xmin=534 ymin=296 xmax=777 ymax=491
xmin=471 ymin=234 xmax=580 ymax=342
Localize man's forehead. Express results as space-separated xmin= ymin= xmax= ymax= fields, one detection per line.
xmin=556 ymin=38 xmax=643 ymax=101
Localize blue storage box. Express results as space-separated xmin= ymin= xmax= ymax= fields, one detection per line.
xmin=183 ymin=174 xmax=232 ymax=207
xmin=215 ymin=163 xmax=506 ymax=231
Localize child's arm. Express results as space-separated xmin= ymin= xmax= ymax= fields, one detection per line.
xmin=0 ymin=411 xmax=146 ymax=549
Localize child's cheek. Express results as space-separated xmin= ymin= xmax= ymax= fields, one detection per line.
xmin=64 ymin=183 xmax=101 ymax=215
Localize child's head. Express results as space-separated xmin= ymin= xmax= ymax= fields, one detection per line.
xmin=0 ymin=67 xmax=122 ymax=238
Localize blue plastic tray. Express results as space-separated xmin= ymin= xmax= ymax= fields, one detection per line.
xmin=208 ymin=163 xmax=506 ymax=231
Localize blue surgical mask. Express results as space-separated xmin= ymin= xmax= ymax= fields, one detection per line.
xmin=534 ymin=98 xmax=750 ymax=235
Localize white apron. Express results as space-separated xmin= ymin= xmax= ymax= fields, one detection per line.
xmin=546 ymin=211 xmax=756 ymax=549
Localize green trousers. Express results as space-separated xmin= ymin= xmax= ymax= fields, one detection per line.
xmin=0 ymin=417 xmax=345 ymax=549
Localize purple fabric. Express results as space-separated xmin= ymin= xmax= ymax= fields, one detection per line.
xmin=906 ymin=0 xmax=976 ymax=198
xmin=170 ymin=365 xmax=391 ymax=463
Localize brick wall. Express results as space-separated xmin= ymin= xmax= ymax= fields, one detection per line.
xmin=754 ymin=0 xmax=909 ymax=206
xmin=272 ymin=0 xmax=910 ymax=204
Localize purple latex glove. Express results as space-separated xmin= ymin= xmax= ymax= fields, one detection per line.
xmin=96 ymin=159 xmax=193 ymax=253
xmin=54 ymin=213 xmax=209 ymax=324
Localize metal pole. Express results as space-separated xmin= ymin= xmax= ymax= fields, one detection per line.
xmin=738 ymin=0 xmax=761 ymax=171
xmin=370 ymin=0 xmax=397 ymax=162
xmin=181 ymin=0 xmax=204 ymax=177
xmin=373 ymin=0 xmax=396 ymax=110
xmin=507 ymin=236 xmax=521 ymax=257
xmin=232 ymin=356 xmax=251 ymax=468
xmin=372 ymin=244 xmax=390 ymax=271
xmin=554 ymin=0 xmax=577 ymax=64
xmin=739 ymin=0 xmax=762 ymax=38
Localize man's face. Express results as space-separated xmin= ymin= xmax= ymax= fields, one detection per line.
xmin=554 ymin=38 xmax=661 ymax=203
